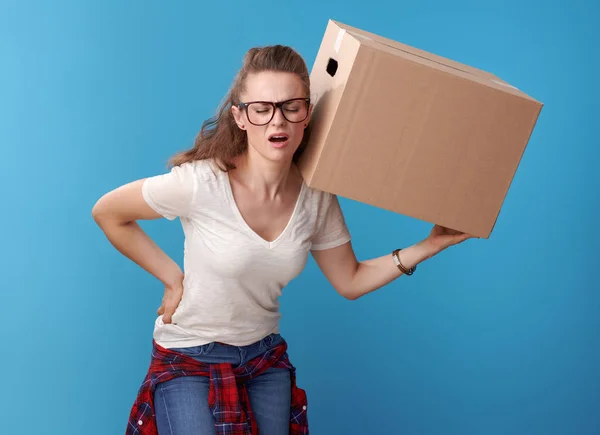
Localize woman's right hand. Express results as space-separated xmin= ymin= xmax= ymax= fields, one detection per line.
xmin=158 ymin=274 xmax=184 ymax=324
xmin=91 ymin=178 xmax=187 ymax=325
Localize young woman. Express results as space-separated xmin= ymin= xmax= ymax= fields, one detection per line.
xmin=92 ymin=45 xmax=472 ymax=435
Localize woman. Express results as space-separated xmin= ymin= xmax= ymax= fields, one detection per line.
xmin=92 ymin=45 xmax=472 ymax=435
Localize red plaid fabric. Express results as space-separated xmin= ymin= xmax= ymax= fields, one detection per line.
xmin=126 ymin=339 xmax=309 ymax=435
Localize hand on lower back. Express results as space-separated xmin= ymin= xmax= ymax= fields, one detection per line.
xmin=157 ymin=277 xmax=184 ymax=324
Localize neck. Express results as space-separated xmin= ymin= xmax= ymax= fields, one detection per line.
xmin=233 ymin=149 xmax=295 ymax=200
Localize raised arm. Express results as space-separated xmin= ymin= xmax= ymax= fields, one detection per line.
xmin=311 ymin=225 xmax=473 ymax=300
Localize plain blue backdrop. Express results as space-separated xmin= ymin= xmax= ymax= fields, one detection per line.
xmin=1 ymin=0 xmax=598 ymax=434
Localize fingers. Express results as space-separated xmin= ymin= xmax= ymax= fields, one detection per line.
xmin=161 ymin=293 xmax=181 ymax=324
xmin=157 ymin=279 xmax=184 ymax=324
xmin=455 ymin=233 xmax=474 ymax=244
xmin=445 ymin=232 xmax=472 ymax=248
xmin=162 ymin=298 xmax=174 ymax=323
xmin=162 ymin=305 xmax=176 ymax=324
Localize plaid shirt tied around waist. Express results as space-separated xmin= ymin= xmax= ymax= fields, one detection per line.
xmin=126 ymin=339 xmax=309 ymax=435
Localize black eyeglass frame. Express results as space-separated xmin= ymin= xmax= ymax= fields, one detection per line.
xmin=236 ymin=97 xmax=311 ymax=126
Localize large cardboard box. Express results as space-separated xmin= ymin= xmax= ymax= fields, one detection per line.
xmin=298 ymin=20 xmax=543 ymax=238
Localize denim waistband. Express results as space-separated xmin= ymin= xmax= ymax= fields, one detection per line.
xmin=169 ymin=333 xmax=285 ymax=367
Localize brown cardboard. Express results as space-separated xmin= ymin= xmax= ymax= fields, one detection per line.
xmin=298 ymin=20 xmax=543 ymax=238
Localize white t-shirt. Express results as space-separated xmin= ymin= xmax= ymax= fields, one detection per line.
xmin=141 ymin=158 xmax=351 ymax=348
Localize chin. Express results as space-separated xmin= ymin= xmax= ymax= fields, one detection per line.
xmin=265 ymin=147 xmax=296 ymax=163
xmin=250 ymin=139 xmax=298 ymax=162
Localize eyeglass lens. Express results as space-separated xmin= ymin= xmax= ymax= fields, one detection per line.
xmin=246 ymin=100 xmax=308 ymax=125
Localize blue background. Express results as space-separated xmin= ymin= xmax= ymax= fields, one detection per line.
xmin=1 ymin=0 xmax=598 ymax=434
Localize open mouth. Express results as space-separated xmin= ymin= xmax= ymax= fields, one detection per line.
xmin=268 ymin=134 xmax=289 ymax=143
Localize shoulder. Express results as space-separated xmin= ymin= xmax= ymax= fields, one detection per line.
xmin=142 ymin=158 xmax=225 ymax=203
xmin=162 ymin=158 xmax=228 ymax=196
xmin=302 ymin=184 xmax=338 ymax=210
xmin=173 ymin=158 xmax=222 ymax=182
xmin=302 ymin=185 xmax=351 ymax=249
xmin=299 ymin=184 xmax=347 ymax=230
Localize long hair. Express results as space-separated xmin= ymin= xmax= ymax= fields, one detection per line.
xmin=168 ymin=45 xmax=311 ymax=171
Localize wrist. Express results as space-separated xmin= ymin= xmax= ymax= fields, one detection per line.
xmin=162 ymin=264 xmax=184 ymax=289
xmin=394 ymin=241 xmax=435 ymax=272
xmin=416 ymin=238 xmax=441 ymax=259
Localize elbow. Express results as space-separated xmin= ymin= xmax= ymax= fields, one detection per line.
xmin=91 ymin=198 xmax=107 ymax=225
xmin=338 ymin=286 xmax=360 ymax=301
xmin=338 ymin=282 xmax=382 ymax=301
xmin=91 ymin=196 xmax=116 ymax=227
xmin=91 ymin=200 xmax=102 ymax=223
xmin=92 ymin=200 xmax=135 ymax=228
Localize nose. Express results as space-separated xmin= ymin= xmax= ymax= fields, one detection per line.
xmin=270 ymin=106 xmax=287 ymax=126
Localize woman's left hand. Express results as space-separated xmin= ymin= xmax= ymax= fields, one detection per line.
xmin=423 ymin=224 xmax=474 ymax=255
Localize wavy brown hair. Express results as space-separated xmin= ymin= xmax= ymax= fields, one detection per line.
xmin=169 ymin=45 xmax=311 ymax=171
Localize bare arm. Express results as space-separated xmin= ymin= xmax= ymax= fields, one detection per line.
xmin=91 ymin=179 xmax=184 ymax=321
xmin=311 ymin=226 xmax=472 ymax=300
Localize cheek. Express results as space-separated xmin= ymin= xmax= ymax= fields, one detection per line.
xmin=291 ymin=123 xmax=306 ymax=139
xmin=246 ymin=126 xmax=266 ymax=143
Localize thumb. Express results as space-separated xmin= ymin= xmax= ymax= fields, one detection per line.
xmin=157 ymin=294 xmax=167 ymax=315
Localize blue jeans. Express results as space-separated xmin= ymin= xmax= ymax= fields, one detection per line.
xmin=154 ymin=333 xmax=292 ymax=435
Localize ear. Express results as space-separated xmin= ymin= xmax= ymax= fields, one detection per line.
xmin=231 ymin=105 xmax=246 ymax=130
xmin=304 ymin=102 xmax=314 ymax=128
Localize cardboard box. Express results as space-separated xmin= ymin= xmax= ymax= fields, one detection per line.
xmin=298 ymin=20 xmax=543 ymax=238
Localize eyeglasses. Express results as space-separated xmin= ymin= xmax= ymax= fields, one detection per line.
xmin=236 ymin=97 xmax=310 ymax=126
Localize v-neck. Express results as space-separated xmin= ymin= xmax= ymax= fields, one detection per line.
xmin=223 ymin=170 xmax=306 ymax=249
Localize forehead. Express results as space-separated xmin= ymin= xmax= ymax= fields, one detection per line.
xmin=242 ymin=71 xmax=305 ymax=102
